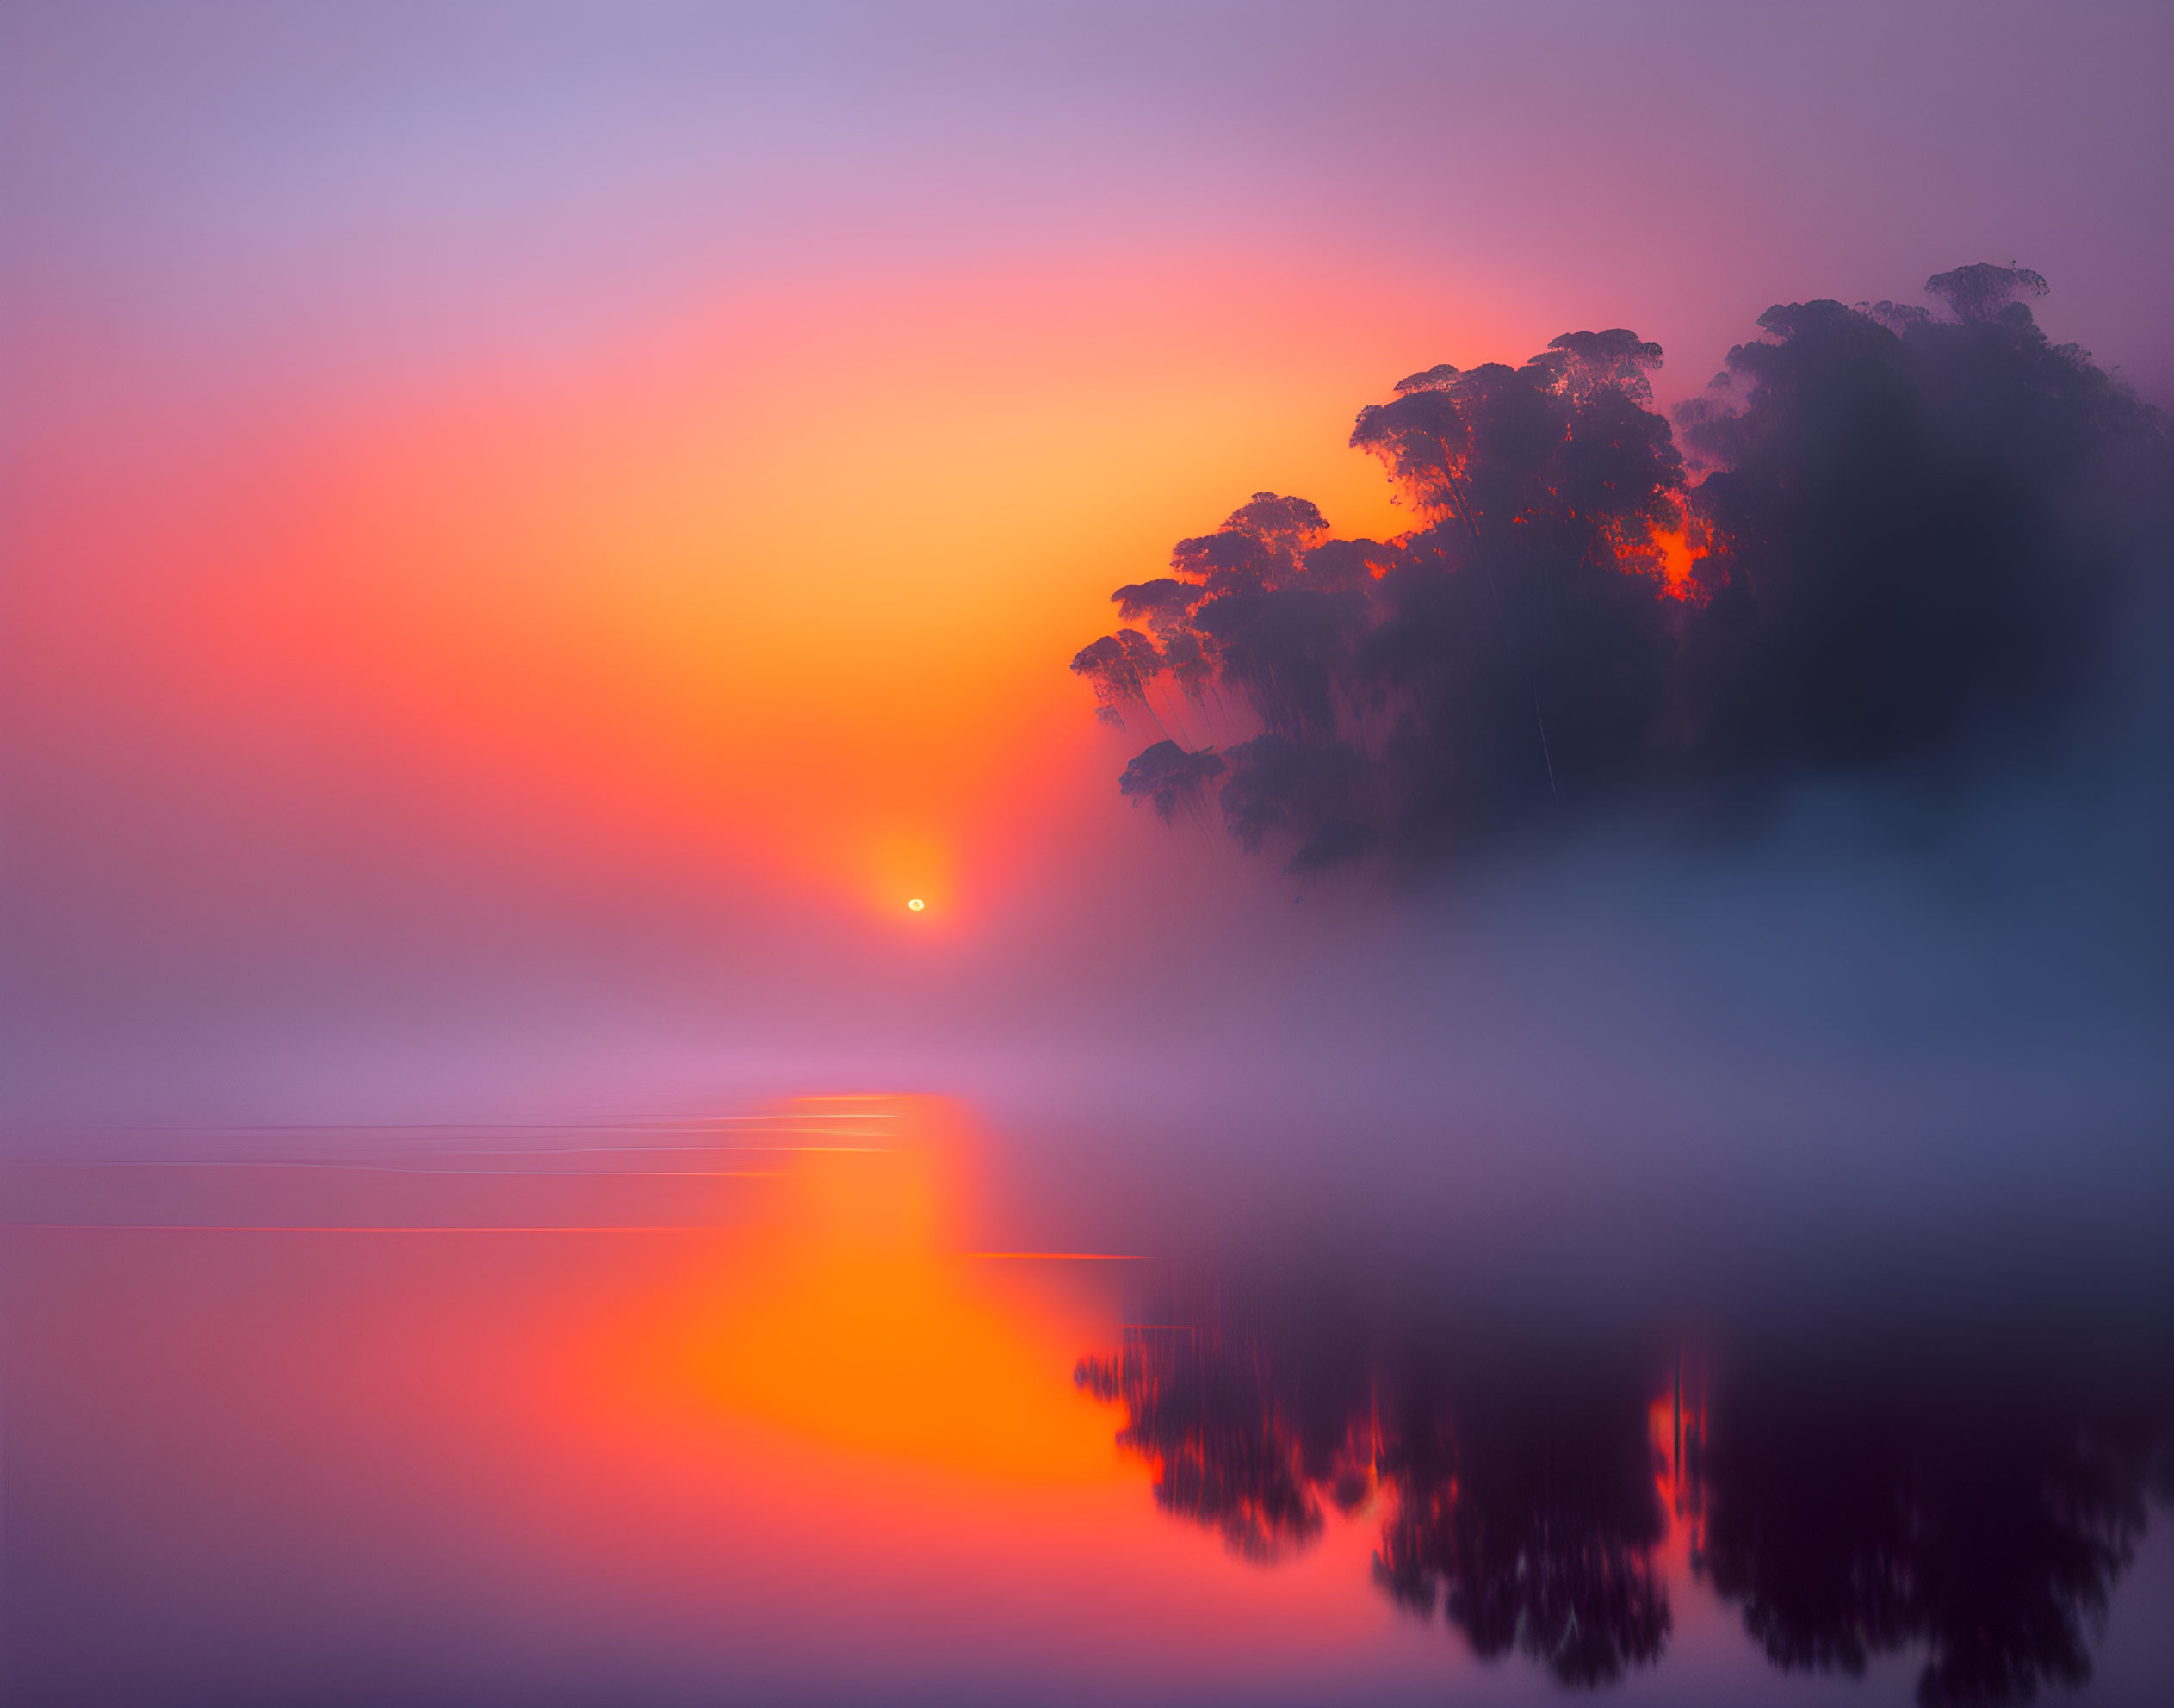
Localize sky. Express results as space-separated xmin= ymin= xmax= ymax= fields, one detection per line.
xmin=2 ymin=0 xmax=2171 ymax=1132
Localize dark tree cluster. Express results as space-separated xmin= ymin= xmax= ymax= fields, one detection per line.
xmin=1075 ymin=1315 xmax=1356 ymax=1563
xmin=1071 ymin=266 xmax=2171 ymax=870
xmin=1078 ymin=1309 xmax=1674 ymax=1689
xmin=1371 ymin=1364 xmax=1671 ymax=1687
xmin=1699 ymin=1361 xmax=2163 ymax=1707
xmin=1075 ymin=1298 xmax=2169 ymax=1700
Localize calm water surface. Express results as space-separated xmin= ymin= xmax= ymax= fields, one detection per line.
xmin=3 ymin=1098 xmax=2168 ymax=1705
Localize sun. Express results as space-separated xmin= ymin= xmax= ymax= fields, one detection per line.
xmin=907 ymin=898 xmax=926 ymax=913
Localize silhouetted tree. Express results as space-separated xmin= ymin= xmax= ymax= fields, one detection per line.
xmin=1375 ymin=1367 xmax=1672 ymax=1686
xmin=1079 ymin=1304 xmax=1673 ymax=1685
xmin=1071 ymin=265 xmax=2171 ymax=869
xmin=1075 ymin=1311 xmax=1369 ymax=1561
xmin=1076 ymin=1291 xmax=2169 ymax=1699
xmin=1118 ymin=740 xmax=1224 ymax=821
xmin=1674 ymin=278 xmax=2159 ymax=779
xmin=1700 ymin=1366 xmax=2164 ymax=1705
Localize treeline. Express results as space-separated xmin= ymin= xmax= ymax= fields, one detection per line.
xmin=1073 ymin=265 xmax=2170 ymax=869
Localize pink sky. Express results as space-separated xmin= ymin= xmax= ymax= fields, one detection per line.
xmin=3 ymin=2 xmax=2169 ymax=1125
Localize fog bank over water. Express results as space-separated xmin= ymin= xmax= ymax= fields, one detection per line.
xmin=10 ymin=309 xmax=2168 ymax=1173
xmin=3 ymin=11 xmax=2170 ymax=1312
xmin=9 ymin=558 xmax=2168 ymax=1331
xmin=977 ymin=776 xmax=2171 ymax=1295
xmin=12 ymin=733 xmax=2166 ymax=1311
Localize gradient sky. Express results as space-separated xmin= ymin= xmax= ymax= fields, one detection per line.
xmin=3 ymin=1 xmax=2170 ymax=1125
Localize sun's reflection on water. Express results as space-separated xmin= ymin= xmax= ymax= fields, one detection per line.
xmin=2 ymin=1097 xmax=2168 ymax=1705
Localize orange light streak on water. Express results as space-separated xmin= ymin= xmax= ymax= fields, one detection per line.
xmin=0 ymin=1098 xmax=1451 ymax=1703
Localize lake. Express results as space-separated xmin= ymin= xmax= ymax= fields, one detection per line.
xmin=3 ymin=1096 xmax=2167 ymax=1705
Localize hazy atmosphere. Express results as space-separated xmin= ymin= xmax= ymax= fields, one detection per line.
xmin=6 ymin=2 xmax=2171 ymax=1128
xmin=3 ymin=5 xmax=2170 ymax=1705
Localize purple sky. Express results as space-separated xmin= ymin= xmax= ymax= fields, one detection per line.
xmin=2 ymin=2 xmax=2169 ymax=1131
xmin=6 ymin=2 xmax=2169 ymax=402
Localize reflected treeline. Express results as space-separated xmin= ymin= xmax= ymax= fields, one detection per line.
xmin=1075 ymin=1282 xmax=2168 ymax=1700
xmin=1370 ymin=1360 xmax=1669 ymax=1686
xmin=1700 ymin=1362 xmax=2163 ymax=1705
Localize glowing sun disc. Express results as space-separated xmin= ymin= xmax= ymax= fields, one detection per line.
xmin=907 ymin=898 xmax=926 ymax=912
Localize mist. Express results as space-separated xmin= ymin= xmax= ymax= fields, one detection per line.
xmin=3 ymin=10 xmax=2169 ymax=1328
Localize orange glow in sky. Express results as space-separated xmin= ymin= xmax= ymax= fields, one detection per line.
xmin=7 ymin=253 xmax=1527 ymax=956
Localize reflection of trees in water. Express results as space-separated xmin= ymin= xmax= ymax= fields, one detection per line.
xmin=1697 ymin=1369 xmax=2162 ymax=1705
xmin=1373 ymin=1371 xmax=1670 ymax=1686
xmin=1076 ymin=1296 xmax=2166 ymax=1700
xmin=1077 ymin=1308 xmax=1670 ymax=1687
xmin=1075 ymin=1307 xmax=1372 ymax=1561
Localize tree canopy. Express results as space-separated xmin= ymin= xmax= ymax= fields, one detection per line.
xmin=1073 ymin=266 xmax=2170 ymax=871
